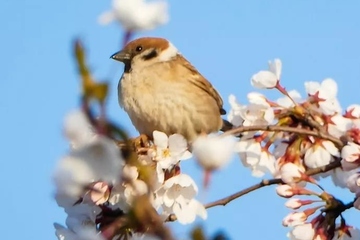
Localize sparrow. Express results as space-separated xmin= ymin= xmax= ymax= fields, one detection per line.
xmin=111 ymin=37 xmax=232 ymax=142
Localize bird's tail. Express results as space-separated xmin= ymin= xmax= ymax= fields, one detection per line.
xmin=221 ymin=119 xmax=234 ymax=132
xmin=221 ymin=119 xmax=242 ymax=138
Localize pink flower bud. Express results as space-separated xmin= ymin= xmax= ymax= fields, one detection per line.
xmin=276 ymin=184 xmax=295 ymax=198
xmin=280 ymin=162 xmax=317 ymax=185
xmin=285 ymin=198 xmax=315 ymax=210
xmin=283 ymin=207 xmax=318 ymax=227
xmin=86 ymin=181 xmax=110 ymax=205
xmin=282 ymin=212 xmax=307 ymax=227
xmin=280 ymin=163 xmax=303 ymax=184
xmin=285 ymin=198 xmax=303 ymax=209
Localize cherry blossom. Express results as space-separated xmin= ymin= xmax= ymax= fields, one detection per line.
xmin=53 ymin=137 xmax=123 ymax=197
xmin=64 ymin=203 xmax=101 ymax=230
xmin=276 ymin=90 xmax=302 ymax=108
xmin=287 ymin=223 xmax=315 ymax=240
xmin=54 ymin=203 xmax=102 ymax=240
xmin=304 ymin=78 xmax=342 ymax=115
xmin=326 ymin=114 xmax=352 ymax=138
xmin=345 ymin=104 xmax=360 ymax=129
xmin=345 ymin=104 xmax=360 ymax=119
xmin=304 ymin=140 xmax=339 ymax=169
xmin=108 ymin=165 xmax=149 ymax=212
xmin=285 ymin=198 xmax=315 ymax=210
xmin=247 ymin=92 xmax=269 ymax=106
xmin=155 ymin=174 xmax=207 ymax=224
xmin=282 ymin=212 xmax=307 ymax=227
xmin=331 ymin=168 xmax=360 ymax=188
xmin=85 ymin=182 xmax=111 ymax=205
xmin=98 ymin=0 xmax=168 ymax=31
xmin=341 ymin=142 xmax=360 ymax=170
xmin=346 ymin=171 xmax=360 ymax=194
xmin=63 ymin=110 xmax=97 ymax=149
xmin=276 ymin=185 xmax=296 ymax=198
xmin=251 ymin=59 xmax=281 ymax=89
xmin=53 ymin=53 xmax=360 ymax=239
xmin=227 ymin=94 xmax=245 ymax=127
xmin=241 ymin=94 xmax=275 ymax=126
xmin=54 ymin=223 xmax=105 ymax=240
xmin=152 ymin=131 xmax=192 ymax=170
xmin=236 ymin=138 xmax=276 ymax=177
xmin=192 ymin=134 xmax=235 ymax=171
xmin=280 ymin=163 xmax=305 ymax=184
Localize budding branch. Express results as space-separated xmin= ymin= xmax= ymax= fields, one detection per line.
xmin=224 ymin=125 xmax=344 ymax=148
xmin=168 ymin=156 xmax=343 ymax=222
xmin=204 ymin=159 xmax=342 ymax=209
xmin=166 ymin=125 xmax=347 ymax=222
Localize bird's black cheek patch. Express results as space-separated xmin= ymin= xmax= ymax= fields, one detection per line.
xmin=124 ymin=63 xmax=132 ymax=73
xmin=142 ymin=49 xmax=158 ymax=61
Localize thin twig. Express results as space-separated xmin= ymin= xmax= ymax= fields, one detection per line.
xmin=167 ymin=159 xmax=343 ymax=222
xmin=224 ymin=125 xmax=344 ymax=148
xmin=204 ymin=179 xmax=281 ymax=208
xmin=204 ymin=159 xmax=342 ymax=209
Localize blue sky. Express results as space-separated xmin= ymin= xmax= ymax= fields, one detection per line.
xmin=1 ymin=1 xmax=360 ymax=239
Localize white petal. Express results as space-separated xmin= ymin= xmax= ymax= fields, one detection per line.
xmin=287 ymin=223 xmax=315 ymax=240
xmin=162 ymin=174 xmax=196 ymax=192
xmin=189 ymin=199 xmax=207 ymax=220
xmin=321 ymin=78 xmax=338 ymax=98
xmin=268 ymin=58 xmax=282 ymax=80
xmin=346 ymin=104 xmax=360 ymax=118
xmin=123 ymin=165 xmax=139 ymax=181
xmin=111 ymin=0 xmax=169 ymax=31
xmin=168 ymin=133 xmax=189 ymax=158
xmin=263 ymin=107 xmax=275 ymax=124
xmin=251 ymin=71 xmax=278 ymax=89
xmin=178 ymin=184 xmax=197 ymax=200
xmin=63 ymin=110 xmax=96 ymax=149
xmin=173 ymin=203 xmax=194 ymax=224
xmin=304 ymin=81 xmax=320 ymax=95
xmin=280 ymin=163 xmax=303 ymax=184
xmin=192 ymin=134 xmax=235 ymax=170
xmin=322 ymin=140 xmax=340 ymax=157
xmin=247 ymin=92 xmax=268 ymax=106
xmin=276 ymin=90 xmax=301 ymax=108
xmin=53 ymin=137 xmax=123 ymax=197
xmin=179 ymin=151 xmax=192 ymax=160
xmin=162 ymin=190 xmax=175 ymax=207
xmin=153 ymin=131 xmax=168 ymax=149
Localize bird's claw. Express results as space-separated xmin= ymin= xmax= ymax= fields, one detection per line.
xmin=132 ymin=134 xmax=150 ymax=150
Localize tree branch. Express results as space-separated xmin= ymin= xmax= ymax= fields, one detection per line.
xmin=167 ymin=159 xmax=343 ymax=222
xmin=204 ymin=159 xmax=342 ymax=209
xmin=224 ymin=125 xmax=344 ymax=148
xmin=204 ymin=179 xmax=281 ymax=208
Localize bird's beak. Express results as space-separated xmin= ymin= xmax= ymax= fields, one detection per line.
xmin=110 ymin=50 xmax=131 ymax=62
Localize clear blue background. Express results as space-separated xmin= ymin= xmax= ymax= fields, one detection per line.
xmin=1 ymin=1 xmax=360 ymax=239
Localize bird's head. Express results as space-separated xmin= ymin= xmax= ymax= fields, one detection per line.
xmin=110 ymin=37 xmax=179 ymax=72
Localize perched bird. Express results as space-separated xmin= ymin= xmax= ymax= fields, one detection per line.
xmin=111 ymin=37 xmax=232 ymax=142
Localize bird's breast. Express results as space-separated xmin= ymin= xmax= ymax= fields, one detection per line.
xmin=117 ymin=69 xmax=222 ymax=140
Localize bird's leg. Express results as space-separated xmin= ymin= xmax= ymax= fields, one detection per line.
xmin=132 ymin=134 xmax=151 ymax=150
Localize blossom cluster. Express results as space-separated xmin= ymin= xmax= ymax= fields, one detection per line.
xmin=228 ymin=59 xmax=360 ymax=239
xmin=53 ymin=1 xmax=360 ymax=237
xmin=53 ymin=110 xmax=220 ymax=239
xmin=98 ymin=0 xmax=169 ymax=46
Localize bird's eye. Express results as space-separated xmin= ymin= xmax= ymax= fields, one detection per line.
xmin=136 ymin=46 xmax=143 ymax=52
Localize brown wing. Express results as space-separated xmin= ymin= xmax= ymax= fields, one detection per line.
xmin=174 ymin=55 xmax=226 ymax=115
